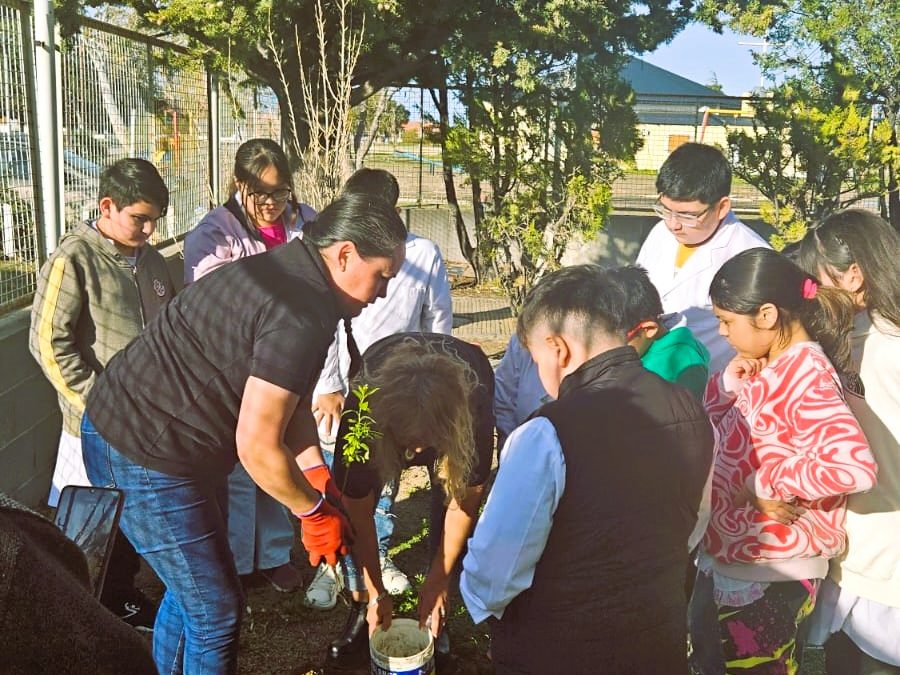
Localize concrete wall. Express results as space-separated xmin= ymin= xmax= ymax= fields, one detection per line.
xmin=405 ymin=206 xmax=470 ymax=267
xmin=0 ymin=308 xmax=61 ymax=506
xmin=0 ymin=244 xmax=185 ymax=507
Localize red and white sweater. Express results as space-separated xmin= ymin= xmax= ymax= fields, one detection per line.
xmin=703 ymin=342 xmax=877 ymax=581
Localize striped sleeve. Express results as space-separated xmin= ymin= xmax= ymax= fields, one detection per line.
xmin=29 ymin=254 xmax=96 ymax=410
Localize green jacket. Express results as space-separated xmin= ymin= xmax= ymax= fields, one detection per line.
xmin=642 ymin=326 xmax=710 ymax=400
xmin=29 ymin=221 xmax=178 ymax=436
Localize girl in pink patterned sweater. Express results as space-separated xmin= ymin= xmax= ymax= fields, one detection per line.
xmin=688 ymin=247 xmax=877 ymax=675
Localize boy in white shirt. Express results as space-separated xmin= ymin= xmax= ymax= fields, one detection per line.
xmin=306 ymin=169 xmax=453 ymax=612
xmin=636 ymin=142 xmax=768 ymax=373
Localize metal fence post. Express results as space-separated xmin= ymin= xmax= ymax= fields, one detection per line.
xmin=207 ymin=70 xmax=219 ymax=206
xmin=417 ymin=86 xmax=424 ymax=205
xmin=17 ymin=0 xmax=44 ymax=260
xmin=32 ymin=0 xmax=62 ymax=257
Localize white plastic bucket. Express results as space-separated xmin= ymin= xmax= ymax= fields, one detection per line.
xmin=369 ymin=618 xmax=435 ymax=675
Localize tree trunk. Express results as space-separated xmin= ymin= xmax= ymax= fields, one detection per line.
xmin=461 ymin=71 xmax=485 ymax=232
xmin=432 ymin=83 xmax=477 ymax=278
xmin=355 ymin=90 xmax=390 ymax=170
xmin=888 ymin=163 xmax=900 ymax=232
xmin=274 ymin=84 xmax=311 ymax=171
xmin=352 ymin=108 xmax=368 ymax=167
xmin=888 ymin=129 xmax=900 ymax=232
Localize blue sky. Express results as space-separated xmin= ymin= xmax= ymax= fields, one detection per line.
xmin=640 ymin=24 xmax=766 ymax=95
xmin=402 ymin=23 xmax=767 ymax=121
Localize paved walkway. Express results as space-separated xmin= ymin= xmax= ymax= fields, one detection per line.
xmin=450 ymin=292 xmax=516 ymax=359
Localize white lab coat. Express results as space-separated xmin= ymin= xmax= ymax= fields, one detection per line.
xmin=636 ymin=211 xmax=769 ymax=374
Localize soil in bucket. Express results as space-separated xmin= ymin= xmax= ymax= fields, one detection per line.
xmin=369 ymin=618 xmax=435 ymax=675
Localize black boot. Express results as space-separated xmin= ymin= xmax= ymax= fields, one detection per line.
xmin=326 ymin=600 xmax=369 ymax=670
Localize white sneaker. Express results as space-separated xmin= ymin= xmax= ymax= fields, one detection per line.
xmin=303 ymin=563 xmax=341 ymax=610
xmin=380 ymin=556 xmax=412 ymax=595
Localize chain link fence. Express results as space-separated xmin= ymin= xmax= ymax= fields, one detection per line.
xmin=0 ymin=0 xmax=40 ymax=310
xmin=217 ymin=84 xmax=281 ymax=201
xmin=0 ymin=4 xmax=770 ymax=313
xmin=347 ymin=87 xmax=462 ymax=206
xmin=0 ymin=6 xmax=282 ymax=312
xmin=615 ymin=93 xmax=764 ymax=212
xmin=350 ymin=87 xmax=768 ymax=213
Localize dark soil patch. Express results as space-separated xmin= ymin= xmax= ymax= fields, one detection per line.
xmin=134 ymin=466 xmax=494 ymax=674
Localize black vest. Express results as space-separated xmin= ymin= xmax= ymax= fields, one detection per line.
xmin=491 ymin=347 xmax=714 ymax=675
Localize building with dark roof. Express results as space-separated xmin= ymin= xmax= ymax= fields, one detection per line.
xmin=619 ymin=57 xmax=756 ymax=170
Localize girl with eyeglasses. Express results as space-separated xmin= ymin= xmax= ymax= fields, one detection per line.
xmin=798 ymin=210 xmax=900 ymax=675
xmin=183 ymin=138 xmax=317 ymax=593
xmin=688 ymin=247 xmax=877 ymax=675
xmin=185 ymin=138 xmax=316 ymax=281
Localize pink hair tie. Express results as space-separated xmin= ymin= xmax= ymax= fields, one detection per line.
xmin=802 ymin=278 xmax=818 ymax=299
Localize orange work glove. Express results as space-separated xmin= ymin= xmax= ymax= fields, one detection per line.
xmin=302 ymin=464 xmax=342 ymax=503
xmin=296 ymin=495 xmax=352 ymax=567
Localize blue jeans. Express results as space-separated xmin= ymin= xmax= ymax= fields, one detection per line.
xmin=375 ymin=468 xmax=448 ymax=560
xmin=320 ymin=444 xmax=364 ymax=592
xmin=321 ymin=433 xmax=399 ymax=558
xmin=688 ymin=570 xmax=726 ymax=675
xmin=82 ymin=413 xmax=244 ymax=675
xmin=375 ymin=478 xmax=399 ymax=558
xmin=322 ymin=443 xmax=450 ymax=589
xmin=226 ymin=462 xmax=294 ymax=575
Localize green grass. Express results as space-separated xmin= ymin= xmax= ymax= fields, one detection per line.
xmin=388 ymin=517 xmax=430 ymax=558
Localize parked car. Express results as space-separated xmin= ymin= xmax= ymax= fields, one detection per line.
xmin=1 ymin=134 xmax=102 ymax=259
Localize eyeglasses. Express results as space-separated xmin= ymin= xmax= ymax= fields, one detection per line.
xmin=652 ymin=201 xmax=712 ymax=227
xmin=248 ymin=188 xmax=292 ymax=205
xmin=625 ymin=323 xmax=645 ymax=341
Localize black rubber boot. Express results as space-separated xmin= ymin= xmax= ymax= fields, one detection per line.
xmin=326 ymin=600 xmax=369 ymax=670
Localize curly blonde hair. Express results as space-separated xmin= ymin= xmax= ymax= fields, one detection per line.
xmin=354 ymin=338 xmax=478 ymax=504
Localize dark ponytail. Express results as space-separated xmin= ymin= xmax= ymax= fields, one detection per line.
xmin=797 ymin=209 xmax=900 ymax=329
xmin=303 ymin=192 xmax=406 ymax=259
xmin=709 ymin=247 xmax=856 ymax=373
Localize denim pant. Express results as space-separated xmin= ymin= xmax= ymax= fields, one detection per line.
xmin=374 ymin=478 xmax=399 ymax=557
xmin=82 ymin=413 xmax=244 ymax=675
xmin=688 ymin=570 xmax=726 ymax=675
xmin=368 ymin=459 xmax=448 ymax=561
xmin=320 ymin=444 xmax=364 ymax=592
xmin=322 ymin=446 xmax=450 ymax=589
xmin=226 ymin=462 xmax=294 ymax=575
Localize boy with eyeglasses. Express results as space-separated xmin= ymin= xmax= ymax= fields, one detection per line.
xmin=636 ymin=142 xmax=768 ymax=372
xmin=611 ymin=264 xmax=709 ymax=400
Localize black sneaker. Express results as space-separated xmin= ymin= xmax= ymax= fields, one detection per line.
xmin=108 ymin=591 xmax=157 ymax=633
xmin=326 ymin=600 xmax=369 ymax=670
